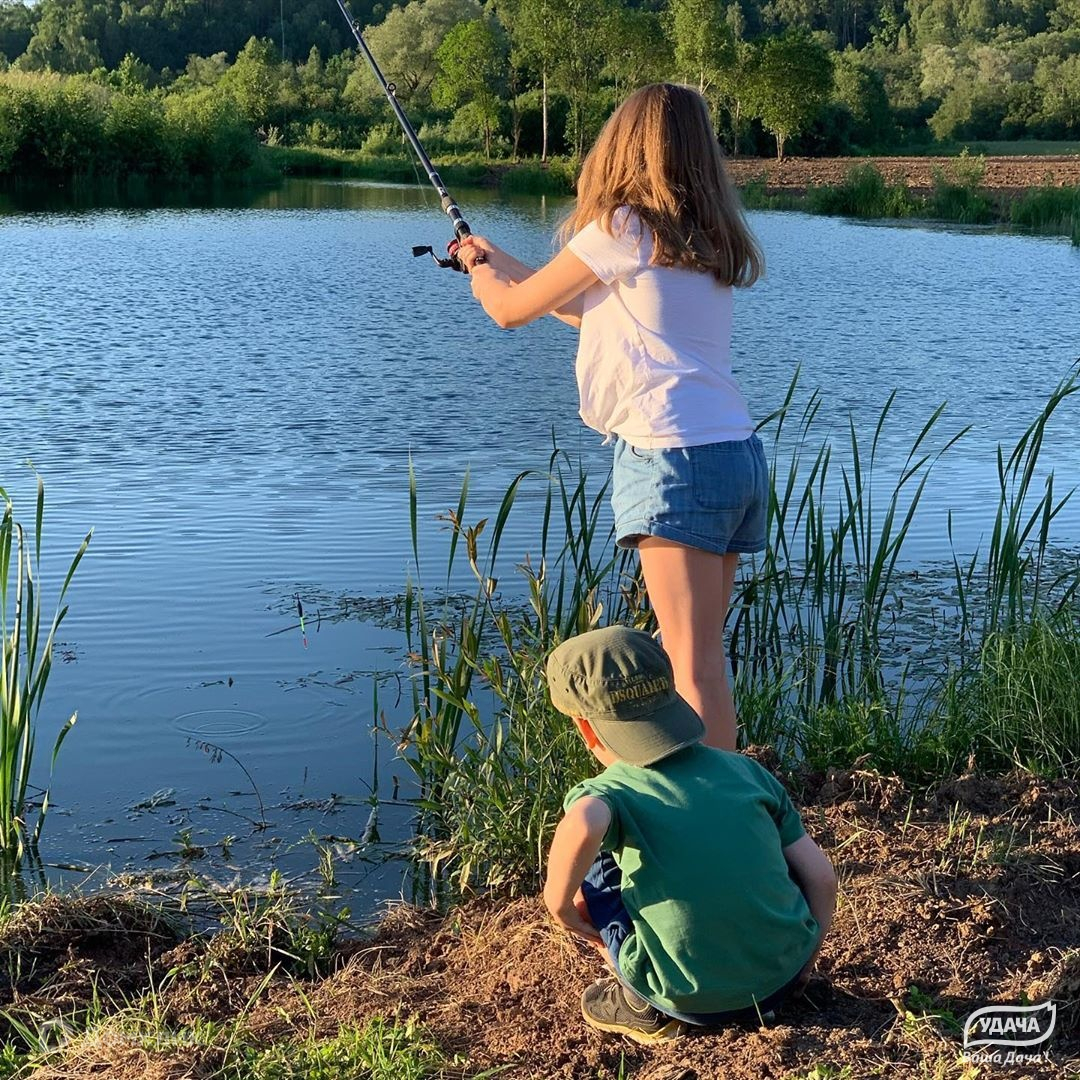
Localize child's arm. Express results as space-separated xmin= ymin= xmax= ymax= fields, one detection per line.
xmin=465 ymin=244 xmax=597 ymax=330
xmin=459 ymin=237 xmax=587 ymax=328
xmin=782 ymin=834 xmax=837 ymax=979
xmin=543 ymin=795 xmax=611 ymax=943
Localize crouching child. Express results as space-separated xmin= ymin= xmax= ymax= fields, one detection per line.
xmin=543 ymin=626 xmax=837 ymax=1043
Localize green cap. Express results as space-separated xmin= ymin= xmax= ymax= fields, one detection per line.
xmin=547 ymin=626 xmax=705 ymax=767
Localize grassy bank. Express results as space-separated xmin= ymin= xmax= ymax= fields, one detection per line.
xmin=1 ymin=768 xmax=1076 ymax=1078
xmin=2 ymin=376 xmax=1080 ymax=1075
xmin=271 ymin=146 xmax=1080 ymax=244
xmin=267 ymin=145 xmax=578 ymax=196
xmin=741 ymin=160 xmax=1080 ymax=243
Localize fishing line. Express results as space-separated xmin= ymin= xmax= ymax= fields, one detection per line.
xmin=334 ymin=0 xmax=485 ymax=272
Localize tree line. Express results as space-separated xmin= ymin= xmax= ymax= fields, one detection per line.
xmin=0 ymin=0 xmax=1078 ymax=173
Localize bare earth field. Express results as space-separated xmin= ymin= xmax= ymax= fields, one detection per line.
xmin=727 ymin=155 xmax=1080 ymax=194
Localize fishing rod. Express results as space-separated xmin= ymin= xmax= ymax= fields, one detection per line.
xmin=335 ymin=0 xmax=484 ymax=272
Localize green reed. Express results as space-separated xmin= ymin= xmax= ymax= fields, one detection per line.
xmin=805 ymin=164 xmax=919 ymax=218
xmin=399 ymin=449 xmax=643 ymax=898
xmin=728 ymin=374 xmax=968 ymax=766
xmin=394 ymin=368 xmax=1080 ymax=898
xmin=0 ymin=478 xmax=90 ymax=865
xmin=1010 ymin=185 xmax=1080 ymax=246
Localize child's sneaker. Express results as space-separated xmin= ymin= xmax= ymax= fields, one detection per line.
xmin=581 ymin=978 xmax=687 ymax=1044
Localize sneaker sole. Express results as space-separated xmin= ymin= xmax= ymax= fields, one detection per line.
xmin=580 ymin=1003 xmax=687 ymax=1045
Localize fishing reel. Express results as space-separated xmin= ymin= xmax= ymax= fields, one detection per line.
xmin=412 ymin=240 xmax=486 ymax=274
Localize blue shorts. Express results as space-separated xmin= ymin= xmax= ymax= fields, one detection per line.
xmin=611 ymin=435 xmax=769 ymax=557
xmin=581 ymin=852 xmax=803 ymax=1026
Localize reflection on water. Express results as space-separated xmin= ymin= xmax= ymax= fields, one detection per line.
xmin=1 ymin=178 xmax=1079 ymax=905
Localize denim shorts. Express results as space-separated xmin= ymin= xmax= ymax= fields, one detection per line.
xmin=611 ymin=434 xmax=769 ymax=556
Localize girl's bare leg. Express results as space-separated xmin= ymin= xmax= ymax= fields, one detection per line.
xmin=637 ymin=538 xmax=740 ymax=751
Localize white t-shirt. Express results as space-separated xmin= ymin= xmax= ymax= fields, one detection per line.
xmin=567 ymin=208 xmax=753 ymax=449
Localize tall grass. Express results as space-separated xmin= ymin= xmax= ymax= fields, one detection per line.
xmin=399 ymin=450 xmax=641 ymax=899
xmin=728 ymin=377 xmax=968 ymax=763
xmin=746 ymin=162 xmax=1080 ymax=246
xmin=1010 ymin=185 xmax=1080 ymax=244
xmin=394 ymin=368 xmax=1080 ymax=899
xmin=0 ymin=479 xmax=90 ymax=865
xmin=806 ymin=163 xmax=918 ymax=217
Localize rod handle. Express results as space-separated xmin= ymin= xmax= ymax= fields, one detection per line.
xmin=447 ymin=239 xmax=486 ymax=274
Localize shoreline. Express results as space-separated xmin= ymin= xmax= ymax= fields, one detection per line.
xmin=6 ymin=760 xmax=1078 ymax=1078
xmin=269 ymin=147 xmax=1080 ymax=244
xmin=3 ymin=150 xmax=1077 ymax=244
xmin=269 ymin=146 xmax=1080 ymax=194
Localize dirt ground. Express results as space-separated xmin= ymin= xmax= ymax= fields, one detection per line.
xmin=726 ymin=155 xmax=1080 ymax=194
xmin=7 ymin=760 xmax=1080 ymax=1079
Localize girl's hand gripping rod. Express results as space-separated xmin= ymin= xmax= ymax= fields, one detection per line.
xmin=335 ymin=0 xmax=484 ymax=272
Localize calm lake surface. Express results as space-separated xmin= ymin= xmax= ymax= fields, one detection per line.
xmin=1 ymin=179 xmax=1078 ymax=906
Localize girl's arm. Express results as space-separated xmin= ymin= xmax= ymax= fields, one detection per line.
xmin=461 ymin=239 xmax=596 ymax=330
xmin=782 ymin=834 xmax=837 ymax=979
xmin=543 ymin=795 xmax=610 ymax=942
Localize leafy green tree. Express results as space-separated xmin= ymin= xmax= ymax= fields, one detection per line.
xmin=19 ymin=1 xmax=104 ymax=74
xmin=344 ymin=0 xmax=482 ymax=110
xmin=713 ymin=20 xmax=757 ymax=154
xmin=746 ymin=31 xmax=834 ymax=158
xmin=547 ymin=0 xmax=614 ymax=157
xmin=832 ymin=47 xmax=894 ymax=146
xmin=667 ymin=0 xmax=734 ymax=94
xmin=180 ymin=51 xmax=230 ymax=89
xmin=503 ymin=0 xmax=561 ymax=160
xmin=433 ymin=18 xmax=507 ymax=158
xmin=1033 ymin=52 xmax=1080 ymax=135
xmin=110 ymin=51 xmax=152 ymax=92
xmin=604 ymin=7 xmax=671 ymax=96
xmin=0 ymin=1 xmax=34 ymax=66
xmin=220 ymin=35 xmax=281 ymax=128
xmin=298 ymin=45 xmax=338 ymax=111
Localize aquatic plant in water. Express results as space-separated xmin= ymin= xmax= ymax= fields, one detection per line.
xmin=0 ymin=477 xmax=90 ymax=866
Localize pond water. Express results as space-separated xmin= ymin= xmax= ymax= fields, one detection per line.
xmin=1 ymin=178 xmax=1078 ymax=907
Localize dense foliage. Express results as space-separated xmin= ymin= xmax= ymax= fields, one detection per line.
xmin=0 ymin=0 xmax=1078 ymax=177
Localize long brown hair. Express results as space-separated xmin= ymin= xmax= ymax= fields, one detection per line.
xmin=560 ymin=83 xmax=762 ymax=287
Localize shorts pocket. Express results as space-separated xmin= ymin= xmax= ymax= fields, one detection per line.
xmin=689 ymin=440 xmax=758 ymax=512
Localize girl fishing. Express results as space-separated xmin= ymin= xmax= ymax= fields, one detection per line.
xmin=458 ymin=82 xmax=765 ymax=752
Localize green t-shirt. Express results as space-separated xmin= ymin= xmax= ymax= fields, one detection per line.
xmin=563 ymin=744 xmax=819 ymax=1014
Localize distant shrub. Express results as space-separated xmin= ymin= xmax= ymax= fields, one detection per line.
xmin=415 ymin=121 xmax=456 ymax=156
xmin=499 ymin=157 xmax=576 ymax=195
xmin=929 ymin=165 xmax=994 ymax=224
xmin=1011 ymin=184 xmax=1080 ymax=242
xmin=163 ymin=87 xmax=258 ymax=176
xmin=301 ymin=117 xmax=340 ymax=148
xmin=0 ymin=70 xmax=260 ymax=180
xmin=0 ymin=84 xmax=18 ymax=172
xmin=360 ymin=122 xmax=404 ymax=156
xmin=102 ymin=89 xmax=170 ymax=174
xmin=0 ymin=72 xmax=108 ymax=175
